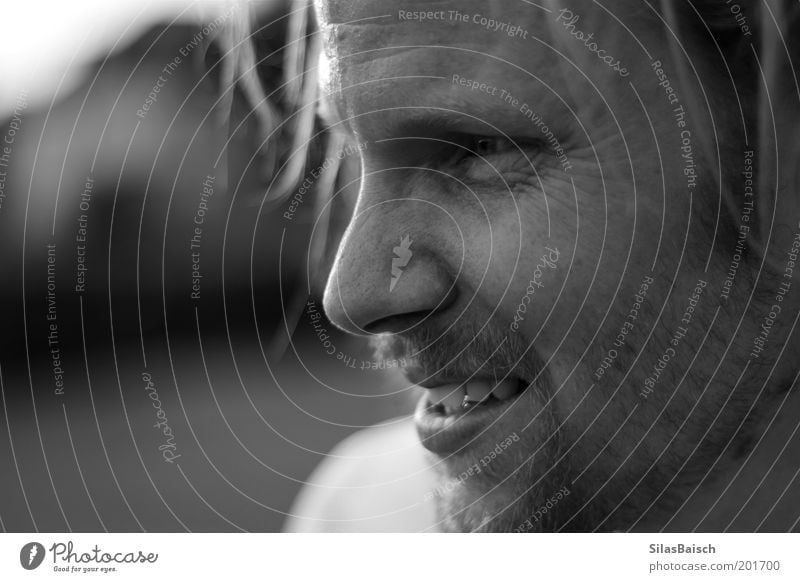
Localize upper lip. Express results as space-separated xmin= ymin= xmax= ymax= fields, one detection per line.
xmin=405 ymin=367 xmax=486 ymax=389
xmin=405 ymin=367 xmax=521 ymax=390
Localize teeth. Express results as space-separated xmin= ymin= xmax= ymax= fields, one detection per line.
xmin=492 ymin=379 xmax=520 ymax=401
xmin=427 ymin=384 xmax=466 ymax=413
xmin=465 ymin=380 xmax=493 ymax=403
xmin=426 ymin=378 xmax=523 ymax=415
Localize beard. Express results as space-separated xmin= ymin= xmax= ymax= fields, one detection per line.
xmin=365 ymin=248 xmax=786 ymax=532
xmin=370 ymin=319 xmax=610 ymax=532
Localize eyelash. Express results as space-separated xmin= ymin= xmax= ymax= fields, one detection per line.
xmin=472 ymin=136 xmax=513 ymax=156
xmin=461 ymin=135 xmax=514 ymax=158
xmin=457 ymin=134 xmax=544 ymax=159
xmin=450 ymin=135 xmax=544 ymax=173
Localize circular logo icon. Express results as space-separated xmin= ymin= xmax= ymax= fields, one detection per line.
xmin=20 ymin=542 xmax=46 ymax=570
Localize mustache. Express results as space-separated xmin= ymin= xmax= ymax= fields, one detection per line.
xmin=369 ymin=321 xmax=547 ymax=386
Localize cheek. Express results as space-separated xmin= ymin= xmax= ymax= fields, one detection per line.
xmin=487 ymin=173 xmax=638 ymax=346
xmin=446 ymin=160 xmax=659 ymax=360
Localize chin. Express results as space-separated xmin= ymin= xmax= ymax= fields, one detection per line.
xmin=432 ymin=480 xmax=584 ymax=532
xmin=428 ymin=443 xmax=585 ymax=532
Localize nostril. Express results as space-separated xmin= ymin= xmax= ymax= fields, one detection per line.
xmin=323 ymin=240 xmax=459 ymax=336
xmin=361 ymin=282 xmax=459 ymax=334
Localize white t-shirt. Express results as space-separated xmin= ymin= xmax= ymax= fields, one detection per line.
xmin=284 ymin=417 xmax=440 ymax=532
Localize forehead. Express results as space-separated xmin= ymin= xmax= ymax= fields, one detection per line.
xmin=315 ymin=0 xmax=659 ymax=137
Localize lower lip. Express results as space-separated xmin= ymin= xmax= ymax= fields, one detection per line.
xmin=413 ymin=388 xmax=516 ymax=456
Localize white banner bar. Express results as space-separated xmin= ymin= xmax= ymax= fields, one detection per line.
xmin=1 ymin=533 xmax=797 ymax=581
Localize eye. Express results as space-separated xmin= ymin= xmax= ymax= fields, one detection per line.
xmin=472 ymin=136 xmax=514 ymax=157
xmin=445 ymin=134 xmax=546 ymax=177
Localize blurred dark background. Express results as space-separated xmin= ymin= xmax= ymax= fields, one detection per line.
xmin=0 ymin=1 xmax=413 ymax=532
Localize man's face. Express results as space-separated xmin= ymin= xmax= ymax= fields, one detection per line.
xmin=317 ymin=0 xmax=759 ymax=531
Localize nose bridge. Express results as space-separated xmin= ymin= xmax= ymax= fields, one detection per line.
xmin=323 ymin=182 xmax=456 ymax=335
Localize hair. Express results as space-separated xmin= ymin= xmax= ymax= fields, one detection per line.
xmin=212 ymin=0 xmax=331 ymax=202
xmin=206 ymin=0 xmax=347 ymax=290
xmin=219 ymin=0 xmax=798 ymax=271
xmin=657 ymin=0 xmax=800 ymax=273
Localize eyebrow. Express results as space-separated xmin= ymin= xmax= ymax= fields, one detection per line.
xmin=320 ymin=79 xmax=539 ymax=142
xmin=368 ymin=101 xmax=524 ymax=141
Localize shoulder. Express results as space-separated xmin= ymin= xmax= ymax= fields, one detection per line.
xmin=283 ymin=417 xmax=440 ymax=532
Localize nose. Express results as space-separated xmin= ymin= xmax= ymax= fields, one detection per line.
xmin=323 ymin=200 xmax=457 ymax=335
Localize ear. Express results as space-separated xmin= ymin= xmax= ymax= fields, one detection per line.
xmin=672 ymin=1 xmax=800 ymax=262
xmin=753 ymin=1 xmax=800 ymax=237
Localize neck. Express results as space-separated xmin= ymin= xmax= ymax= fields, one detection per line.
xmin=644 ymin=371 xmax=800 ymax=532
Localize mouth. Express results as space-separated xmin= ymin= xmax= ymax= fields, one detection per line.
xmin=412 ymin=375 xmax=527 ymax=456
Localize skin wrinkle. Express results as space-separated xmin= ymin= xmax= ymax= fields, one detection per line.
xmin=315 ymin=0 xmax=800 ymax=532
